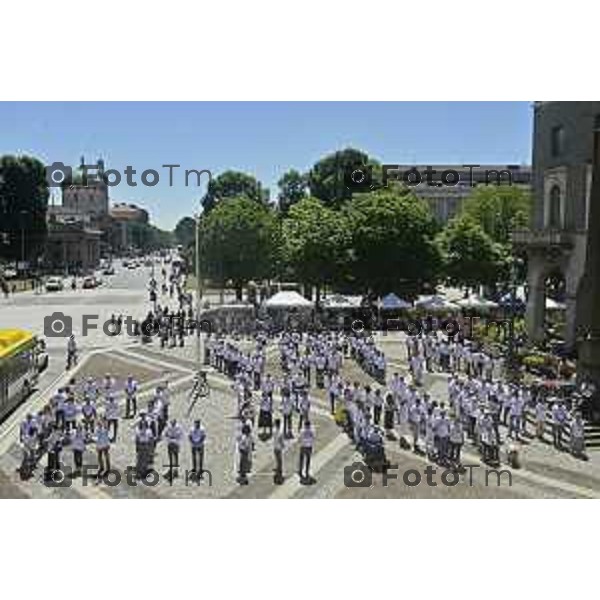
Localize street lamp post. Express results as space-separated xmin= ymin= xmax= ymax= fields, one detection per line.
xmin=505 ymin=255 xmax=523 ymax=382
xmin=20 ymin=209 xmax=27 ymax=276
xmin=195 ymin=211 xmax=204 ymax=372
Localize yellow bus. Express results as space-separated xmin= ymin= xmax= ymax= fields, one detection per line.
xmin=0 ymin=329 xmax=41 ymax=422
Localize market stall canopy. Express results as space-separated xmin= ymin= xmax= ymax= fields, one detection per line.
xmin=456 ymin=295 xmax=498 ymax=310
xmin=321 ymin=294 xmax=362 ymax=309
xmin=546 ymin=297 xmax=566 ymax=311
xmin=379 ymin=293 xmax=412 ymax=310
xmin=415 ymin=295 xmax=460 ymax=312
xmin=264 ymin=291 xmax=313 ymax=308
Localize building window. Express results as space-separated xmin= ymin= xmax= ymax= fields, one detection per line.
xmin=551 ymin=125 xmax=564 ymax=157
xmin=549 ymin=185 xmax=562 ymax=228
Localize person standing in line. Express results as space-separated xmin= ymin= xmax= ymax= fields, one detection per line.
xmin=273 ymin=418 xmax=285 ymax=484
xmin=298 ymin=420 xmax=315 ymax=483
xmin=125 ymin=375 xmax=138 ymax=419
xmin=71 ymin=424 xmax=86 ymax=477
xmin=95 ymin=418 xmax=111 ymax=479
xmin=449 ymin=417 xmax=464 ymax=465
xmin=373 ymin=388 xmax=383 ymax=426
xmin=570 ymin=412 xmax=586 ymax=459
xmin=189 ymin=419 xmax=207 ymax=481
xmin=281 ymin=389 xmax=293 ymax=439
xmin=552 ymin=401 xmax=567 ymax=450
xmin=164 ymin=418 xmax=183 ymax=480
xmin=105 ymin=393 xmax=120 ymax=442
xmin=237 ymin=423 xmax=253 ymax=485
xmin=535 ymin=398 xmax=547 ymax=441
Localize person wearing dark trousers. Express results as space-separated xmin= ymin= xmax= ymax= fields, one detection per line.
xmin=46 ymin=425 xmax=63 ymax=480
xmin=273 ymin=419 xmax=285 ymax=484
xmin=282 ymin=392 xmax=293 ymax=439
xmin=373 ymin=389 xmax=383 ymax=426
xmin=237 ymin=424 xmax=253 ymax=485
xmin=105 ymin=396 xmax=120 ymax=443
xmin=71 ymin=425 xmax=85 ymax=476
xmin=125 ymin=375 xmax=138 ymax=419
xmin=165 ymin=419 xmax=183 ymax=480
xmin=95 ymin=419 xmax=111 ymax=478
xmin=189 ymin=420 xmax=206 ymax=481
xmin=298 ymin=421 xmax=315 ymax=483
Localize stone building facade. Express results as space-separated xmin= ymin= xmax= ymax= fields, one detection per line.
xmin=392 ymin=164 xmax=531 ymax=224
xmin=514 ymin=101 xmax=600 ymax=350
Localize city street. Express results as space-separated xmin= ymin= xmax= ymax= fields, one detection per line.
xmin=1 ymin=263 xmax=600 ymax=499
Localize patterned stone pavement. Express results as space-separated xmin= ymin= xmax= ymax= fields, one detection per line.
xmin=2 ymin=330 xmax=600 ymax=499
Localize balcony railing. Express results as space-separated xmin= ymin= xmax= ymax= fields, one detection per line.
xmin=511 ymin=228 xmax=577 ymax=248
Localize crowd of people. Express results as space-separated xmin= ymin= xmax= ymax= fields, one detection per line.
xmin=18 ymin=372 xmax=211 ymax=484
xmin=27 ymin=256 xmax=590 ymax=492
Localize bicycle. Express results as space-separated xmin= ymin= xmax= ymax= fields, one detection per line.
xmin=186 ymin=371 xmax=210 ymax=418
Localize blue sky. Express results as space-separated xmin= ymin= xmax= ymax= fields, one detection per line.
xmin=0 ymin=102 xmax=532 ymax=229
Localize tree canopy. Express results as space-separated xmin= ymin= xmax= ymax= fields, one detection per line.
xmin=308 ymin=148 xmax=380 ymax=208
xmin=461 ymin=185 xmax=532 ymax=246
xmin=198 ymin=196 xmax=279 ymax=296
xmin=282 ymin=196 xmax=351 ymax=293
xmin=277 ymin=169 xmax=308 ymax=214
xmin=0 ymin=155 xmax=49 ymax=264
xmin=174 ymin=216 xmax=197 ymax=248
xmin=343 ymin=189 xmax=440 ymax=297
xmin=202 ymin=170 xmax=269 ymax=213
xmin=436 ymin=215 xmax=507 ymax=290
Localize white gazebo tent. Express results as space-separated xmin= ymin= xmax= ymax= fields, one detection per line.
xmin=264 ymin=291 xmax=313 ymax=308
xmin=456 ymin=295 xmax=499 ymax=312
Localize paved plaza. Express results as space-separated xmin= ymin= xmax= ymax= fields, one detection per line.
xmin=1 ymin=263 xmax=600 ymax=499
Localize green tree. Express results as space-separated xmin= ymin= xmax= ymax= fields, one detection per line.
xmin=282 ymin=197 xmax=351 ymax=302
xmin=308 ymin=148 xmax=380 ymax=208
xmin=198 ymin=197 xmax=279 ymax=299
xmin=277 ymin=169 xmax=308 ymax=214
xmin=174 ymin=216 xmax=197 ymax=248
xmin=461 ymin=185 xmax=532 ymax=245
xmin=0 ymin=155 xmax=49 ymax=265
xmin=343 ymin=189 xmax=440 ymax=296
xmin=202 ymin=170 xmax=269 ymax=213
xmin=128 ymin=222 xmax=173 ymax=251
xmin=436 ymin=215 xmax=507 ymax=291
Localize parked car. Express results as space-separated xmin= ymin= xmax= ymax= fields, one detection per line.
xmin=82 ymin=276 xmax=97 ymax=289
xmin=102 ymin=265 xmax=115 ymax=275
xmin=45 ymin=277 xmax=63 ymax=292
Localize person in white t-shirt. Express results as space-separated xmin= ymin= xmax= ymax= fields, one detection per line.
xmin=164 ymin=419 xmax=183 ymax=479
xmin=95 ymin=418 xmax=111 ymax=478
xmin=298 ymin=421 xmax=315 ymax=482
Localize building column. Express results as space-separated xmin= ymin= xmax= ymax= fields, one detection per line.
xmin=564 ymin=263 xmax=579 ymax=350
xmin=525 ymin=255 xmax=546 ymax=344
